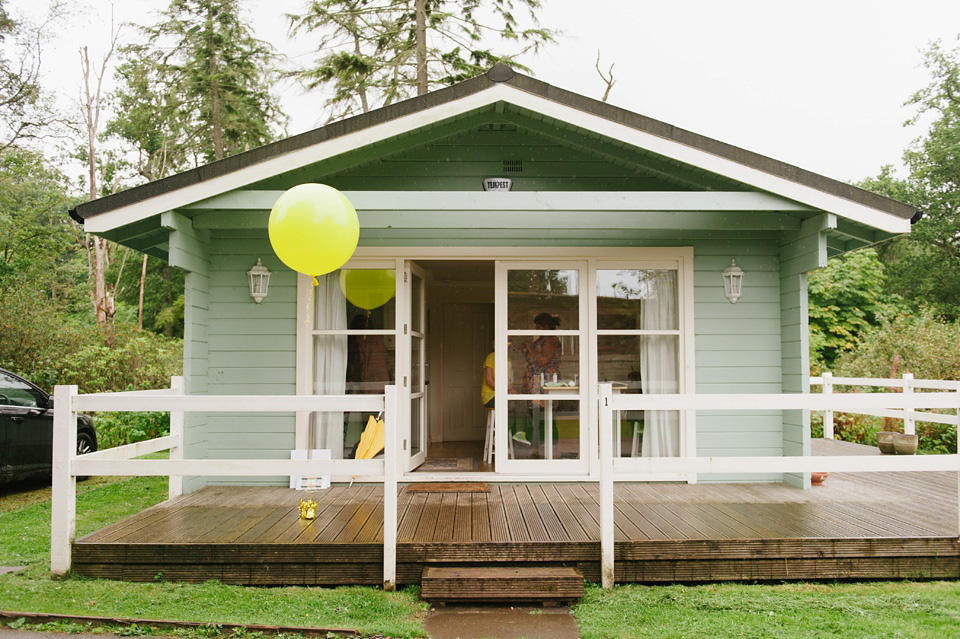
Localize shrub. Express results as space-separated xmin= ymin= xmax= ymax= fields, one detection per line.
xmin=93 ymin=411 xmax=170 ymax=450
xmin=833 ymin=307 xmax=960 ymax=380
xmin=0 ymin=294 xmax=181 ymax=394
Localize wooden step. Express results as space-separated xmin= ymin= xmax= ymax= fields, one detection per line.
xmin=420 ymin=566 xmax=584 ymax=604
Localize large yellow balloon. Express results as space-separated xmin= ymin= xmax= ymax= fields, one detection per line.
xmin=340 ymin=269 xmax=396 ymax=310
xmin=268 ymin=184 xmax=359 ymax=278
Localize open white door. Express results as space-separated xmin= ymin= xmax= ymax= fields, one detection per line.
xmin=401 ymin=261 xmax=428 ymax=472
xmin=495 ymin=261 xmax=588 ymax=474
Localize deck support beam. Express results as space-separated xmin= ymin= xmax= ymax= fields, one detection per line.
xmin=599 ymin=384 xmax=615 ymax=588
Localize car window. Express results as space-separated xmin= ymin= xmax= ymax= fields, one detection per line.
xmin=0 ymin=372 xmax=44 ymax=408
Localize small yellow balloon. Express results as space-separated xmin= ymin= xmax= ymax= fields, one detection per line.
xmin=268 ymin=184 xmax=359 ymax=277
xmin=340 ymin=269 xmax=396 ymax=310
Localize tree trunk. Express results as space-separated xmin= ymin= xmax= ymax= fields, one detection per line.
xmin=415 ymin=0 xmax=427 ymax=95
xmin=138 ymin=253 xmax=148 ymax=330
xmin=207 ymin=6 xmax=224 ymax=160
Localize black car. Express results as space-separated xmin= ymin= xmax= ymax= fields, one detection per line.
xmin=0 ymin=368 xmax=97 ymax=484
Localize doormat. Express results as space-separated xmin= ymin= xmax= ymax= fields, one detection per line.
xmin=417 ymin=457 xmax=476 ymax=472
xmin=407 ymin=482 xmax=490 ymax=493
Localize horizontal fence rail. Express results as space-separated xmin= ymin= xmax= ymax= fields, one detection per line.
xmin=597 ymin=383 xmax=960 ymax=589
xmin=810 ymin=372 xmax=960 ymax=439
xmin=51 ymin=378 xmax=400 ymax=591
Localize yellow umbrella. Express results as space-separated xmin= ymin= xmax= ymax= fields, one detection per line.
xmin=354 ymin=415 xmax=385 ymax=460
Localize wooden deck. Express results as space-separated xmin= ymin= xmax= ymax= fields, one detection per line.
xmin=73 ymin=440 xmax=959 ymax=585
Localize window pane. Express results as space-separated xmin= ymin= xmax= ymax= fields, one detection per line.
xmin=596 ymin=269 xmax=677 ymax=330
xmin=312 ymin=411 xmax=367 ymax=459
xmin=597 ymin=335 xmax=679 ymax=394
xmin=0 ymin=372 xmax=42 ymax=407
xmin=507 ymin=336 xmax=579 ymax=394
xmin=506 ymin=399 xmax=580 ymax=460
xmin=507 ymin=269 xmax=579 ymax=330
xmin=321 ymin=268 xmax=397 ymax=331
xmin=313 ymin=335 xmax=395 ymax=394
xmin=612 ymin=411 xmax=680 ymax=458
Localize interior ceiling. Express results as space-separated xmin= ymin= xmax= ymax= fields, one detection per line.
xmin=421 ymin=260 xmax=494 ymax=282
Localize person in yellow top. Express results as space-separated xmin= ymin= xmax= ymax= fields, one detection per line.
xmin=482 ymin=349 xmax=530 ymax=445
xmin=481 ymin=351 xmax=496 ymax=408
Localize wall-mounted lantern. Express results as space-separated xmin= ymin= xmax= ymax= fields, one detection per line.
xmin=247 ymin=258 xmax=271 ymax=304
xmin=722 ymin=259 xmax=744 ymax=304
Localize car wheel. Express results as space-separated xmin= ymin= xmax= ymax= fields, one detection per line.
xmin=76 ymin=431 xmax=96 ymax=481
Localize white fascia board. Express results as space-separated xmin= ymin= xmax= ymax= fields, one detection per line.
xmin=84 ymin=83 xmax=909 ymax=234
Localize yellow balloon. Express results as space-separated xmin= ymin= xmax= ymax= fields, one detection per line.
xmin=340 ymin=269 xmax=397 ymax=310
xmin=268 ymin=184 xmax=359 ymax=277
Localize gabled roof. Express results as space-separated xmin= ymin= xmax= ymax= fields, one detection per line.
xmin=70 ymin=63 xmax=916 ymax=234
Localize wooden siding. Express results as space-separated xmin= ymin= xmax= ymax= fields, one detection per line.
xmin=205 ymin=230 xmax=298 ymax=486
xmin=779 ymin=215 xmax=830 ymax=488
xmin=693 ymin=240 xmax=782 ymax=482
xmin=163 ymin=212 xmax=210 ymax=493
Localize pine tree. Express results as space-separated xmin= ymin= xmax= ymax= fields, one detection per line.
xmin=288 ymin=0 xmax=555 ymax=120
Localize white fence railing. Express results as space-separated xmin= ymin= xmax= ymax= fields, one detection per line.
xmin=810 ymin=373 xmax=960 ymax=439
xmin=597 ymin=384 xmax=960 ymax=588
xmin=53 ymin=378 xmax=959 ymax=590
xmin=51 ymin=378 xmax=400 ymax=589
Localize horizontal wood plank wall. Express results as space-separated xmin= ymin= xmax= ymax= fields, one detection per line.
xmin=164 ymin=212 xmax=211 ymax=493
xmin=205 ymin=231 xmax=297 ymax=486
xmin=693 ymin=240 xmax=782 ymax=482
xmin=265 ymin=126 xmax=715 ymax=193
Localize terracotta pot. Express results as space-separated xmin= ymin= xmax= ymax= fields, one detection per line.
xmin=811 ymin=471 xmax=828 ymax=486
xmin=876 ymin=431 xmax=898 ymax=455
xmin=893 ymin=433 xmax=919 ymax=455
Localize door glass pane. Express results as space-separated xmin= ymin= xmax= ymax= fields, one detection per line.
xmin=411 ymin=335 xmax=423 ymax=390
xmin=596 ymin=269 xmax=677 ymax=330
xmin=508 ymin=336 xmax=579 ymax=394
xmin=507 ymin=269 xmax=579 ymax=330
xmin=313 ymin=335 xmax=396 ymax=394
xmin=410 ymin=397 xmax=421 ymax=456
xmin=412 ymin=271 xmax=423 ymax=332
xmin=506 ymin=399 xmax=579 ymax=460
xmin=333 ymin=268 xmax=397 ymax=331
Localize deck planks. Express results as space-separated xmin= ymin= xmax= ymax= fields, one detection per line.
xmin=73 ymin=443 xmax=959 ymax=585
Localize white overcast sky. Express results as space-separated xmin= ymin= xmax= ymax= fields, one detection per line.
xmin=14 ymin=0 xmax=960 ymax=184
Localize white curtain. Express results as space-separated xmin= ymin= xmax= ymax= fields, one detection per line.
xmin=641 ymin=270 xmax=680 ymax=458
xmin=312 ymin=273 xmax=348 ymax=457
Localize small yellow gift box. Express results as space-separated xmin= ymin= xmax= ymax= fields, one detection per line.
xmin=298 ymin=498 xmax=317 ymax=520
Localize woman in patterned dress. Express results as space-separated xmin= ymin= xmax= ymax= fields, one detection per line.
xmin=521 ymin=312 xmax=562 ymax=396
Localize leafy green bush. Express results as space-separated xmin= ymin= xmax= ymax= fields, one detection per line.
xmin=93 ymin=412 xmax=170 ymax=450
xmin=0 ymin=293 xmax=181 ymax=394
xmin=833 ymin=307 xmax=960 ymax=380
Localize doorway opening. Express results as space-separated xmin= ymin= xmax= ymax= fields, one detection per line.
xmin=416 ymin=259 xmax=494 ymax=473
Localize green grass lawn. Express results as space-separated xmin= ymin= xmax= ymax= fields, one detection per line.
xmin=0 ymin=475 xmax=428 ymax=638
xmin=3 ymin=476 xmax=959 ymax=639
xmin=574 ymin=581 xmax=960 ymax=639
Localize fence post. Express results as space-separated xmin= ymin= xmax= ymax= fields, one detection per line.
xmin=822 ymin=372 xmax=834 ymax=440
xmin=599 ymin=383 xmax=615 ymax=589
xmin=51 ymin=385 xmax=78 ymax=578
xmin=168 ymin=376 xmax=185 ymax=499
xmin=902 ymin=372 xmax=915 ymax=436
xmin=383 ymin=385 xmax=398 ymax=591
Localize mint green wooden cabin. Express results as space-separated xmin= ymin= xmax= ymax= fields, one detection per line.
xmin=70 ymin=65 xmax=915 ymax=491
